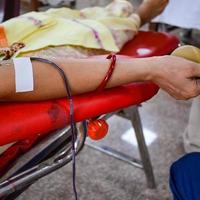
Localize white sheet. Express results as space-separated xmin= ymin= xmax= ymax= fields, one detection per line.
xmin=153 ymin=0 xmax=200 ymax=29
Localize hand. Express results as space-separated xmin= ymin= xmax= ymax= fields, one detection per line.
xmin=138 ymin=0 xmax=169 ymax=24
xmin=151 ymin=55 xmax=200 ymax=100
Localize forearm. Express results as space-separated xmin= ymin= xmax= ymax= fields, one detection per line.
xmin=137 ymin=0 xmax=169 ymax=25
xmin=137 ymin=5 xmax=153 ymax=25
xmin=0 ymin=57 xmax=153 ymax=101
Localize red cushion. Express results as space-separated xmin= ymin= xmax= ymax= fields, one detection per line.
xmin=120 ymin=31 xmax=179 ymax=57
xmin=0 ymin=82 xmax=158 ymax=145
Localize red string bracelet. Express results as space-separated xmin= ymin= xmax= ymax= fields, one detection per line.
xmin=87 ymin=54 xmax=117 ymax=141
xmin=96 ymin=54 xmax=117 ymax=92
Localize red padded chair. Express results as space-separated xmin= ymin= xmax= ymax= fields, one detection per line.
xmin=0 ymin=31 xmax=179 ymax=145
xmin=0 ymin=31 xmax=179 ymax=198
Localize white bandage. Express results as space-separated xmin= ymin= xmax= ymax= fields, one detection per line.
xmin=13 ymin=57 xmax=34 ymax=93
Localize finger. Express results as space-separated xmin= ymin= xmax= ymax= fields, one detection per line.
xmin=189 ymin=62 xmax=200 ymax=77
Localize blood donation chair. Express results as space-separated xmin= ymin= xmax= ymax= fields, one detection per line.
xmin=0 ymin=31 xmax=179 ymax=199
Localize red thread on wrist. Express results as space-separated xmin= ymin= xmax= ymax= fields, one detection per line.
xmin=96 ymin=54 xmax=117 ymax=92
xmin=87 ymin=54 xmax=117 ymax=141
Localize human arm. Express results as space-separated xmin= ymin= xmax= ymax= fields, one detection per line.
xmin=0 ymin=57 xmax=152 ymax=101
xmin=137 ymin=0 xmax=169 ymax=25
xmin=0 ymin=55 xmax=200 ymax=101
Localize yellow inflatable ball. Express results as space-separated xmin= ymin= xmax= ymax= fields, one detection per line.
xmin=171 ymin=45 xmax=200 ymax=63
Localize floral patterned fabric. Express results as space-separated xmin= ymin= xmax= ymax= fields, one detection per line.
xmin=1 ymin=0 xmax=140 ymax=59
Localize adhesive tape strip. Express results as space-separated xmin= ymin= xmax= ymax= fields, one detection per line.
xmin=13 ymin=57 xmax=34 ymax=93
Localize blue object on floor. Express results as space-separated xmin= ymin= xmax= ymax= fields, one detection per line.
xmin=170 ymin=152 xmax=200 ymax=200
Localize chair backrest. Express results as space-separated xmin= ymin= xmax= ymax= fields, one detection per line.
xmin=0 ymin=0 xmax=20 ymax=22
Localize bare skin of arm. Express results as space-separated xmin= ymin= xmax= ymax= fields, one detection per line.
xmin=0 ymin=55 xmax=200 ymax=101
xmin=137 ymin=0 xmax=169 ymax=25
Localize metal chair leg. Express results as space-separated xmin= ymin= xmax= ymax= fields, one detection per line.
xmin=86 ymin=106 xmax=156 ymax=189
xmin=129 ymin=106 xmax=156 ymax=189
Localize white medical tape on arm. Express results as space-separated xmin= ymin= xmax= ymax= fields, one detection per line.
xmin=13 ymin=57 xmax=34 ymax=92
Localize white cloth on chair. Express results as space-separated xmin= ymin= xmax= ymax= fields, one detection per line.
xmin=153 ymin=0 xmax=200 ymax=29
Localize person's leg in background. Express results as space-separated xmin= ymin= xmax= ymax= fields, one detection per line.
xmin=170 ymin=152 xmax=200 ymax=200
xmin=184 ymin=96 xmax=200 ymax=152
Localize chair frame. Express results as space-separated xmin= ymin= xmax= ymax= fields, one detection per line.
xmin=86 ymin=106 xmax=156 ymax=189
xmin=0 ymin=123 xmax=87 ymax=199
xmin=0 ymin=104 xmax=156 ymax=200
